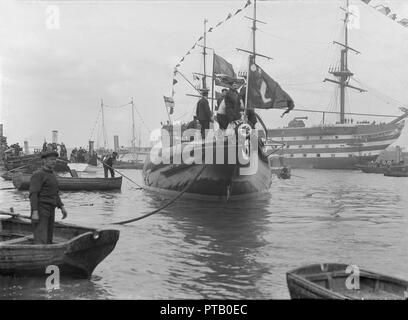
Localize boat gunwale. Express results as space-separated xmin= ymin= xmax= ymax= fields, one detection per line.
xmin=287 ymin=263 xmax=408 ymax=299
xmin=0 ymin=217 xmax=119 ymax=250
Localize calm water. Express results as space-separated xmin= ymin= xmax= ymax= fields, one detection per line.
xmin=0 ymin=169 xmax=407 ymax=299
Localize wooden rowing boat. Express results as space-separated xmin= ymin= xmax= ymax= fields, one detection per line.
xmin=286 ymin=263 xmax=408 ymax=299
xmin=114 ymin=161 xmax=144 ymax=170
xmin=0 ymin=217 xmax=119 ymax=278
xmin=355 ymin=164 xmax=388 ymax=174
xmin=4 ymin=154 xmax=70 ymax=172
xmin=384 ymin=164 xmax=408 ymax=177
xmin=67 ymin=163 xmax=98 ymax=173
xmin=12 ymin=173 xmax=122 ymax=191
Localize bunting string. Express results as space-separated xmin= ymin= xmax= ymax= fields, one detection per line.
xmin=360 ymin=0 xmax=408 ymax=27
xmin=171 ymin=0 xmax=252 ymax=96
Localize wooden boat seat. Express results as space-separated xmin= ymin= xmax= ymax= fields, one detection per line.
xmin=0 ymin=235 xmax=33 ymax=245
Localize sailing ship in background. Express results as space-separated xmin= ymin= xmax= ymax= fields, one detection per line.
xmin=143 ymin=0 xmax=293 ymax=200
xmin=93 ymin=98 xmax=149 ymax=169
xmin=265 ymin=0 xmax=408 ymax=169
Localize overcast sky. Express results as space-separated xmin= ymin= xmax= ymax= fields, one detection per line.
xmin=1 ymin=0 xmax=408 ymax=148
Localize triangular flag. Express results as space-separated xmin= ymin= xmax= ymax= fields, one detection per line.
xmin=208 ymin=27 xmax=213 ymax=32
xmin=225 ymin=13 xmax=232 ymax=20
xmin=173 ymin=78 xmax=178 ymax=85
xmin=245 ymin=0 xmax=252 ymax=8
xmin=234 ymin=8 xmax=242 ymax=15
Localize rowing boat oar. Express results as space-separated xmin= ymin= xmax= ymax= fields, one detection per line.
xmin=6 ymin=164 xmax=29 ymax=172
xmin=97 ymin=158 xmax=144 ymax=190
xmin=0 ymin=209 xmax=31 ymax=220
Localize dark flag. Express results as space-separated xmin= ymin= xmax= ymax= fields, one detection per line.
xmin=213 ymin=53 xmax=240 ymax=88
xmin=247 ymin=59 xmax=294 ymax=116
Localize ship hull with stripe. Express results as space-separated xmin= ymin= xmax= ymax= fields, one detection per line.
xmin=264 ymin=122 xmax=405 ymax=170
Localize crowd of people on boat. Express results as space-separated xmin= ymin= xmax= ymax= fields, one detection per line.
xmin=42 ymin=141 xmax=67 ymax=159
xmin=369 ymin=159 xmax=405 ymax=167
xmin=5 ymin=142 xmax=23 ymax=157
xmin=69 ymin=147 xmax=91 ymax=163
xmin=335 ymin=119 xmax=387 ymax=125
xmin=188 ymin=82 xmax=257 ymax=138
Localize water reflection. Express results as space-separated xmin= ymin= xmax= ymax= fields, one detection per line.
xmin=0 ymin=275 xmax=112 ymax=300
xmin=150 ymin=196 xmax=273 ymax=299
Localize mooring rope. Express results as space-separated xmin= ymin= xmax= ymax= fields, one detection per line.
xmin=112 ymin=164 xmax=207 ymax=225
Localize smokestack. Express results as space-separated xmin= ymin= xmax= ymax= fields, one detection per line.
xmin=24 ymin=141 xmax=29 ymax=154
xmin=113 ymin=135 xmax=119 ymax=152
xmin=0 ymin=124 xmax=3 ymax=137
xmin=89 ymin=140 xmax=94 ymax=154
xmin=52 ymin=130 xmax=58 ymax=144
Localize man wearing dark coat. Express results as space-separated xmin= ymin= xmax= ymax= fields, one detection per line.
xmin=102 ymin=151 xmax=118 ymax=178
xmin=224 ymin=84 xmax=242 ymax=124
xmin=29 ymin=151 xmax=68 ymax=244
xmin=196 ymin=90 xmax=212 ymax=138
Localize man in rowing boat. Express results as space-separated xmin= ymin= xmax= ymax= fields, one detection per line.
xmin=29 ymin=151 xmax=68 ymax=244
xmin=102 ymin=151 xmax=118 ymax=178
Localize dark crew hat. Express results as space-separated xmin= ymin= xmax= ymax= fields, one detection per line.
xmin=41 ymin=151 xmax=59 ymax=159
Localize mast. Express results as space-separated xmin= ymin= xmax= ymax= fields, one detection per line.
xmin=202 ymin=18 xmax=208 ymax=90
xmin=211 ymin=52 xmax=215 ymax=114
xmin=252 ymin=0 xmax=257 ymax=62
xmin=101 ymin=99 xmax=107 ymax=150
xmin=324 ymin=0 xmax=365 ymax=124
xmin=244 ymin=0 xmax=259 ymax=113
xmin=131 ymin=97 xmax=136 ymax=153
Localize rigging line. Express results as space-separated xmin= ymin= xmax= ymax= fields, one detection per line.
xmin=89 ymin=108 xmax=102 ymax=141
xmin=112 ymin=164 xmax=207 ymax=225
xmin=356 ymin=30 xmax=408 ymax=92
xmin=173 ymin=110 xmax=191 ymax=121
xmin=292 ymin=107 xmax=399 ymax=118
xmin=133 ymin=105 xmax=151 ymax=132
xmin=257 ymin=29 xmax=328 ymax=46
xmin=104 ymin=102 xmax=132 ymax=109
xmin=281 ymin=81 xmax=322 ymax=86
xmin=351 ymin=76 xmax=406 ymax=107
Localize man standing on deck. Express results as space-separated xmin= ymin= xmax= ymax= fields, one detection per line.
xmin=225 ymin=83 xmax=242 ymax=124
xmin=196 ymin=89 xmax=212 ymax=138
xmin=216 ymin=88 xmax=228 ymax=111
xmin=102 ymin=151 xmax=118 ymax=178
xmin=29 ymin=151 xmax=68 ymax=244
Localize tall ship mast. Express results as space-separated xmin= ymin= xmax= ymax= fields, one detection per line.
xmin=266 ymin=0 xmax=408 ymax=169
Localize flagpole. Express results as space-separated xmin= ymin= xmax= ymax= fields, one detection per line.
xmin=244 ymin=55 xmax=250 ymax=119
xmin=211 ymin=52 xmax=215 ymax=115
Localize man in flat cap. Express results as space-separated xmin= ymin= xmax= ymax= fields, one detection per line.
xmin=196 ymin=89 xmax=212 ymax=138
xmin=29 ymin=151 xmax=68 ymax=244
